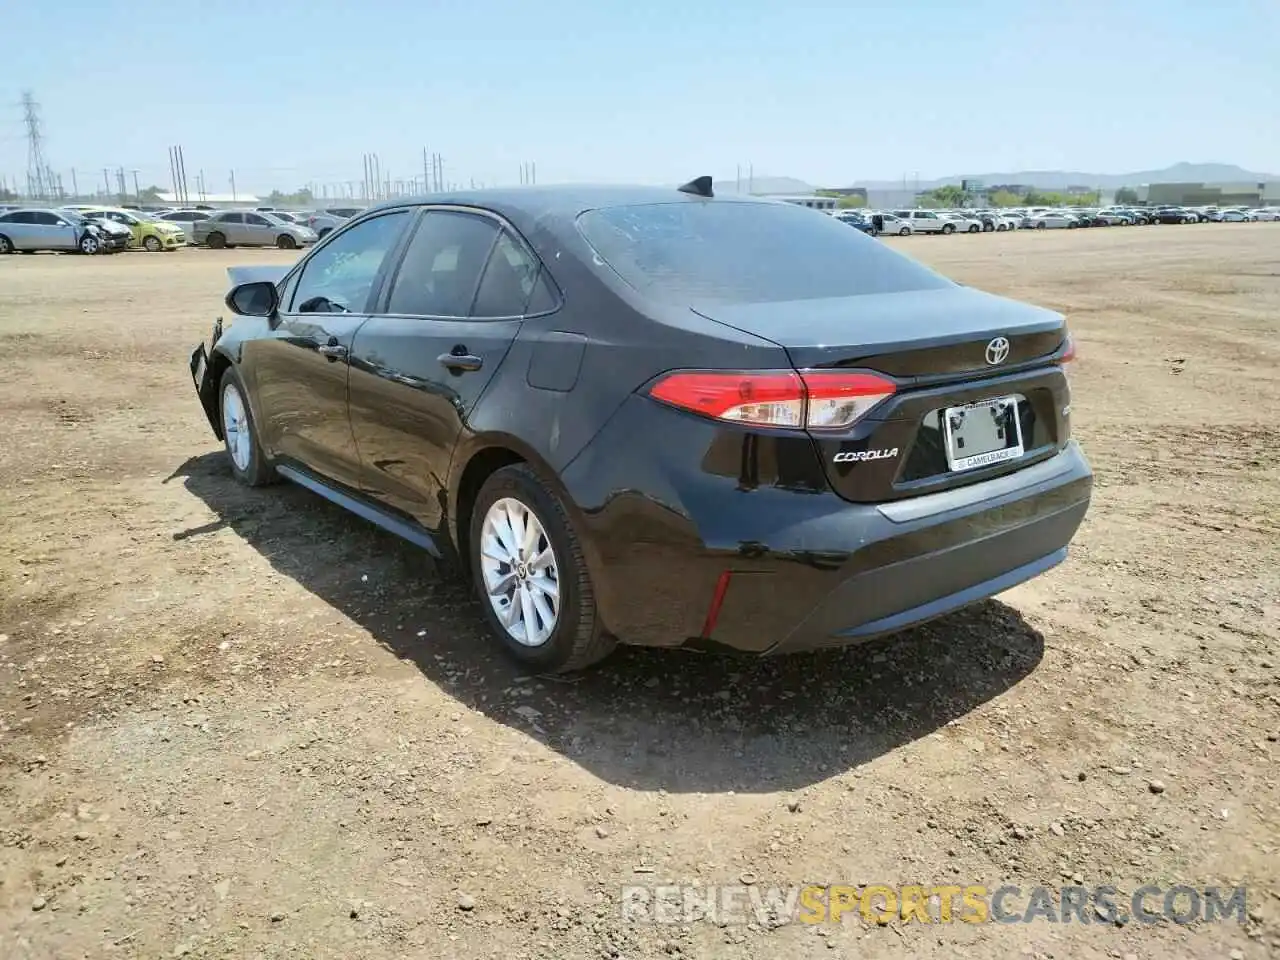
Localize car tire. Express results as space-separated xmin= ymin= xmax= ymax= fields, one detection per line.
xmin=941 ymin=223 xmax=955 ymax=235
xmin=968 ymin=224 xmax=979 ymax=233
xmin=898 ymin=227 xmax=910 ymax=236
xmin=0 ymin=234 xmax=12 ymax=254
xmin=143 ymin=235 xmax=162 ymax=252
xmin=206 ymin=232 xmax=227 ymax=249
xmin=219 ymin=367 xmax=274 ymax=487
xmin=469 ymin=464 xmax=614 ymax=673
xmin=1036 ymin=222 xmax=1047 ymax=230
xmin=276 ymin=234 xmax=298 ymax=250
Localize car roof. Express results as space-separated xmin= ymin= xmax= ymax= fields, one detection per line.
xmin=362 ymin=184 xmax=772 ymax=225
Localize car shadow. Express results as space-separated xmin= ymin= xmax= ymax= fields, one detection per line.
xmin=168 ymin=452 xmax=1046 ymax=794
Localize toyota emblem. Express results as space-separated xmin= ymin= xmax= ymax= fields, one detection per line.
xmin=985 ymin=336 xmax=1011 ymax=365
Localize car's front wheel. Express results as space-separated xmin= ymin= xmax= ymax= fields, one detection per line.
xmin=0 ymin=234 xmax=12 ymax=254
xmin=78 ymin=234 xmax=101 ymax=254
xmin=206 ymin=231 xmax=227 ymax=249
xmin=143 ymin=235 xmax=162 ymax=252
xmin=276 ymin=234 xmax=297 ymax=250
xmin=219 ymin=367 xmax=274 ymax=486
xmin=470 ymin=464 xmax=613 ymax=672
xmin=898 ymin=227 xmax=910 ymax=236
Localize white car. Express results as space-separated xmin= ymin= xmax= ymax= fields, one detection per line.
xmin=892 ymin=210 xmax=965 ymax=234
xmin=1249 ymin=208 xmax=1279 ymax=221
xmin=1027 ymin=210 xmax=1080 ymax=230
xmin=878 ymin=212 xmax=912 ymax=235
xmin=1220 ymin=209 xmax=1255 ymax=222
xmin=940 ymin=212 xmax=982 ymax=233
xmin=996 ymin=213 xmax=1023 ymax=230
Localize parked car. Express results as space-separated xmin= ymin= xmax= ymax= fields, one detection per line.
xmin=1026 ymin=210 xmax=1080 ymax=229
xmin=875 ymin=212 xmax=912 ymax=235
xmin=834 ymin=211 xmax=877 ymax=235
xmin=78 ymin=207 xmax=186 ymax=251
xmin=1249 ymin=208 xmax=1279 ymax=221
xmin=891 ymin=210 xmax=960 ymax=234
xmin=155 ymin=209 xmax=215 ymax=240
xmin=187 ymin=181 xmax=1091 ymax=672
xmin=0 ymin=207 xmax=115 ymax=254
xmin=193 ymin=210 xmax=318 ymax=249
xmin=305 ymin=207 xmax=364 ymax=239
xmin=941 ymin=212 xmax=983 ymax=234
xmin=1092 ymin=211 xmax=1130 ymax=226
xmin=1152 ymin=207 xmax=1196 ymax=224
xmin=1220 ymin=209 xmax=1255 ymax=222
xmin=66 ymin=213 xmax=132 ymax=252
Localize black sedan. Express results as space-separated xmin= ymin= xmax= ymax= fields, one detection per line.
xmin=189 ymin=180 xmax=1092 ymax=672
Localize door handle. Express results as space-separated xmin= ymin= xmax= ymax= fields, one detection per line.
xmin=438 ymin=351 xmax=483 ymax=372
xmin=317 ymin=343 xmax=348 ymax=361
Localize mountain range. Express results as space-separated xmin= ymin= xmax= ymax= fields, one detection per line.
xmin=842 ymin=163 xmax=1277 ymax=192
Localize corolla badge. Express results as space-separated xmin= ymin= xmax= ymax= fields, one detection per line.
xmin=833 ymin=448 xmax=898 ymax=463
xmin=985 ymin=336 xmax=1011 ymax=365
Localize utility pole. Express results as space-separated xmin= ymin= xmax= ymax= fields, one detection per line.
xmin=177 ymin=146 xmax=189 ymax=204
xmin=70 ymin=168 xmax=79 ymax=198
xmin=198 ymin=169 xmax=206 ymax=201
xmin=131 ymin=170 xmax=141 ymax=204
xmin=230 ymin=170 xmax=237 ymax=201
xmin=102 ymin=168 xmax=111 ymax=199
xmin=21 ymin=91 xmax=53 ymax=200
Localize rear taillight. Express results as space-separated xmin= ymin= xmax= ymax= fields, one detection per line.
xmin=647 ymin=370 xmax=896 ymax=430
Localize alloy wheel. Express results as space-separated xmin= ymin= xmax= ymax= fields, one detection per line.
xmin=480 ymin=497 xmax=560 ymax=647
xmin=221 ymin=382 xmax=252 ymax=472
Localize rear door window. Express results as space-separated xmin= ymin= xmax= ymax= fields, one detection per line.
xmin=382 ymin=211 xmax=500 ymax=317
xmin=577 ymin=201 xmax=950 ymax=305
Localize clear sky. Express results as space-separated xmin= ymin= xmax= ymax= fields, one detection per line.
xmin=1 ymin=0 xmax=1276 ymax=196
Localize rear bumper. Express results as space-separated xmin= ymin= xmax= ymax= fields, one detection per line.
xmin=766 ymin=446 xmax=1089 ymax=652
xmin=561 ymin=394 xmax=1092 ymax=654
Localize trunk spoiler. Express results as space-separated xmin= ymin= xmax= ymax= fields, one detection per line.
xmin=226 ymin=265 xmax=289 ymax=289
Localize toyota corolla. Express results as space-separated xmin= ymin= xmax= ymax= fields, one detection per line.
xmin=188 ymin=178 xmax=1091 ymax=672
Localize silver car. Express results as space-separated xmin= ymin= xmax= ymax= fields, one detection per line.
xmin=156 ymin=209 xmax=215 ymax=241
xmin=194 ymin=210 xmax=318 ymax=250
xmin=0 ymin=207 xmax=111 ymax=254
xmin=303 ymin=207 xmax=364 ymax=239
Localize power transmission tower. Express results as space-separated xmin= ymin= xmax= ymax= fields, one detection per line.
xmin=21 ymin=90 xmax=55 ymax=200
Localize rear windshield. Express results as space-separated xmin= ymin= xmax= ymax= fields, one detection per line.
xmin=577 ymin=201 xmax=951 ymax=305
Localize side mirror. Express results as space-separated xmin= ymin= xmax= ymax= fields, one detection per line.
xmin=225 ymin=280 xmax=278 ymax=317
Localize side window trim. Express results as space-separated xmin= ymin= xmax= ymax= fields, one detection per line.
xmin=373 ymin=204 xmax=561 ymax=321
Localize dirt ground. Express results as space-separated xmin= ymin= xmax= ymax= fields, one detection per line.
xmin=1 ymin=224 xmax=1277 ymax=960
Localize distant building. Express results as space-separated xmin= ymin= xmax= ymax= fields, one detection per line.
xmin=156 ymin=191 xmax=260 ymax=208
xmin=762 ymin=194 xmax=838 ymax=211
xmin=1136 ymin=181 xmax=1280 ymax=207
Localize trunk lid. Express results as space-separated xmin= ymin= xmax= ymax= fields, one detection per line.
xmin=690 ymin=286 xmax=1065 ymax=377
xmin=691 ymin=286 xmax=1072 ymax=503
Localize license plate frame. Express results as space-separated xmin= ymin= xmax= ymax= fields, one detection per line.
xmin=941 ymin=395 xmax=1024 ymax=472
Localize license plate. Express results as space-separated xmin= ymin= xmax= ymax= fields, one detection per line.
xmin=942 ymin=396 xmax=1024 ymax=472
xmin=191 ymin=345 xmax=207 ymax=390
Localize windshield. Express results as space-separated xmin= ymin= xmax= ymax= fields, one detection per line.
xmin=61 ymin=211 xmax=87 ymax=224
xmin=259 ymin=213 xmax=287 ymax=224
xmin=577 ymin=201 xmax=951 ymax=306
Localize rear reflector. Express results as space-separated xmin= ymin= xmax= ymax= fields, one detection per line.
xmin=700 ymin=570 xmax=733 ymax=638
xmin=648 ymin=369 xmax=896 ymax=430
xmin=1057 ymin=333 xmax=1076 ymax=378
